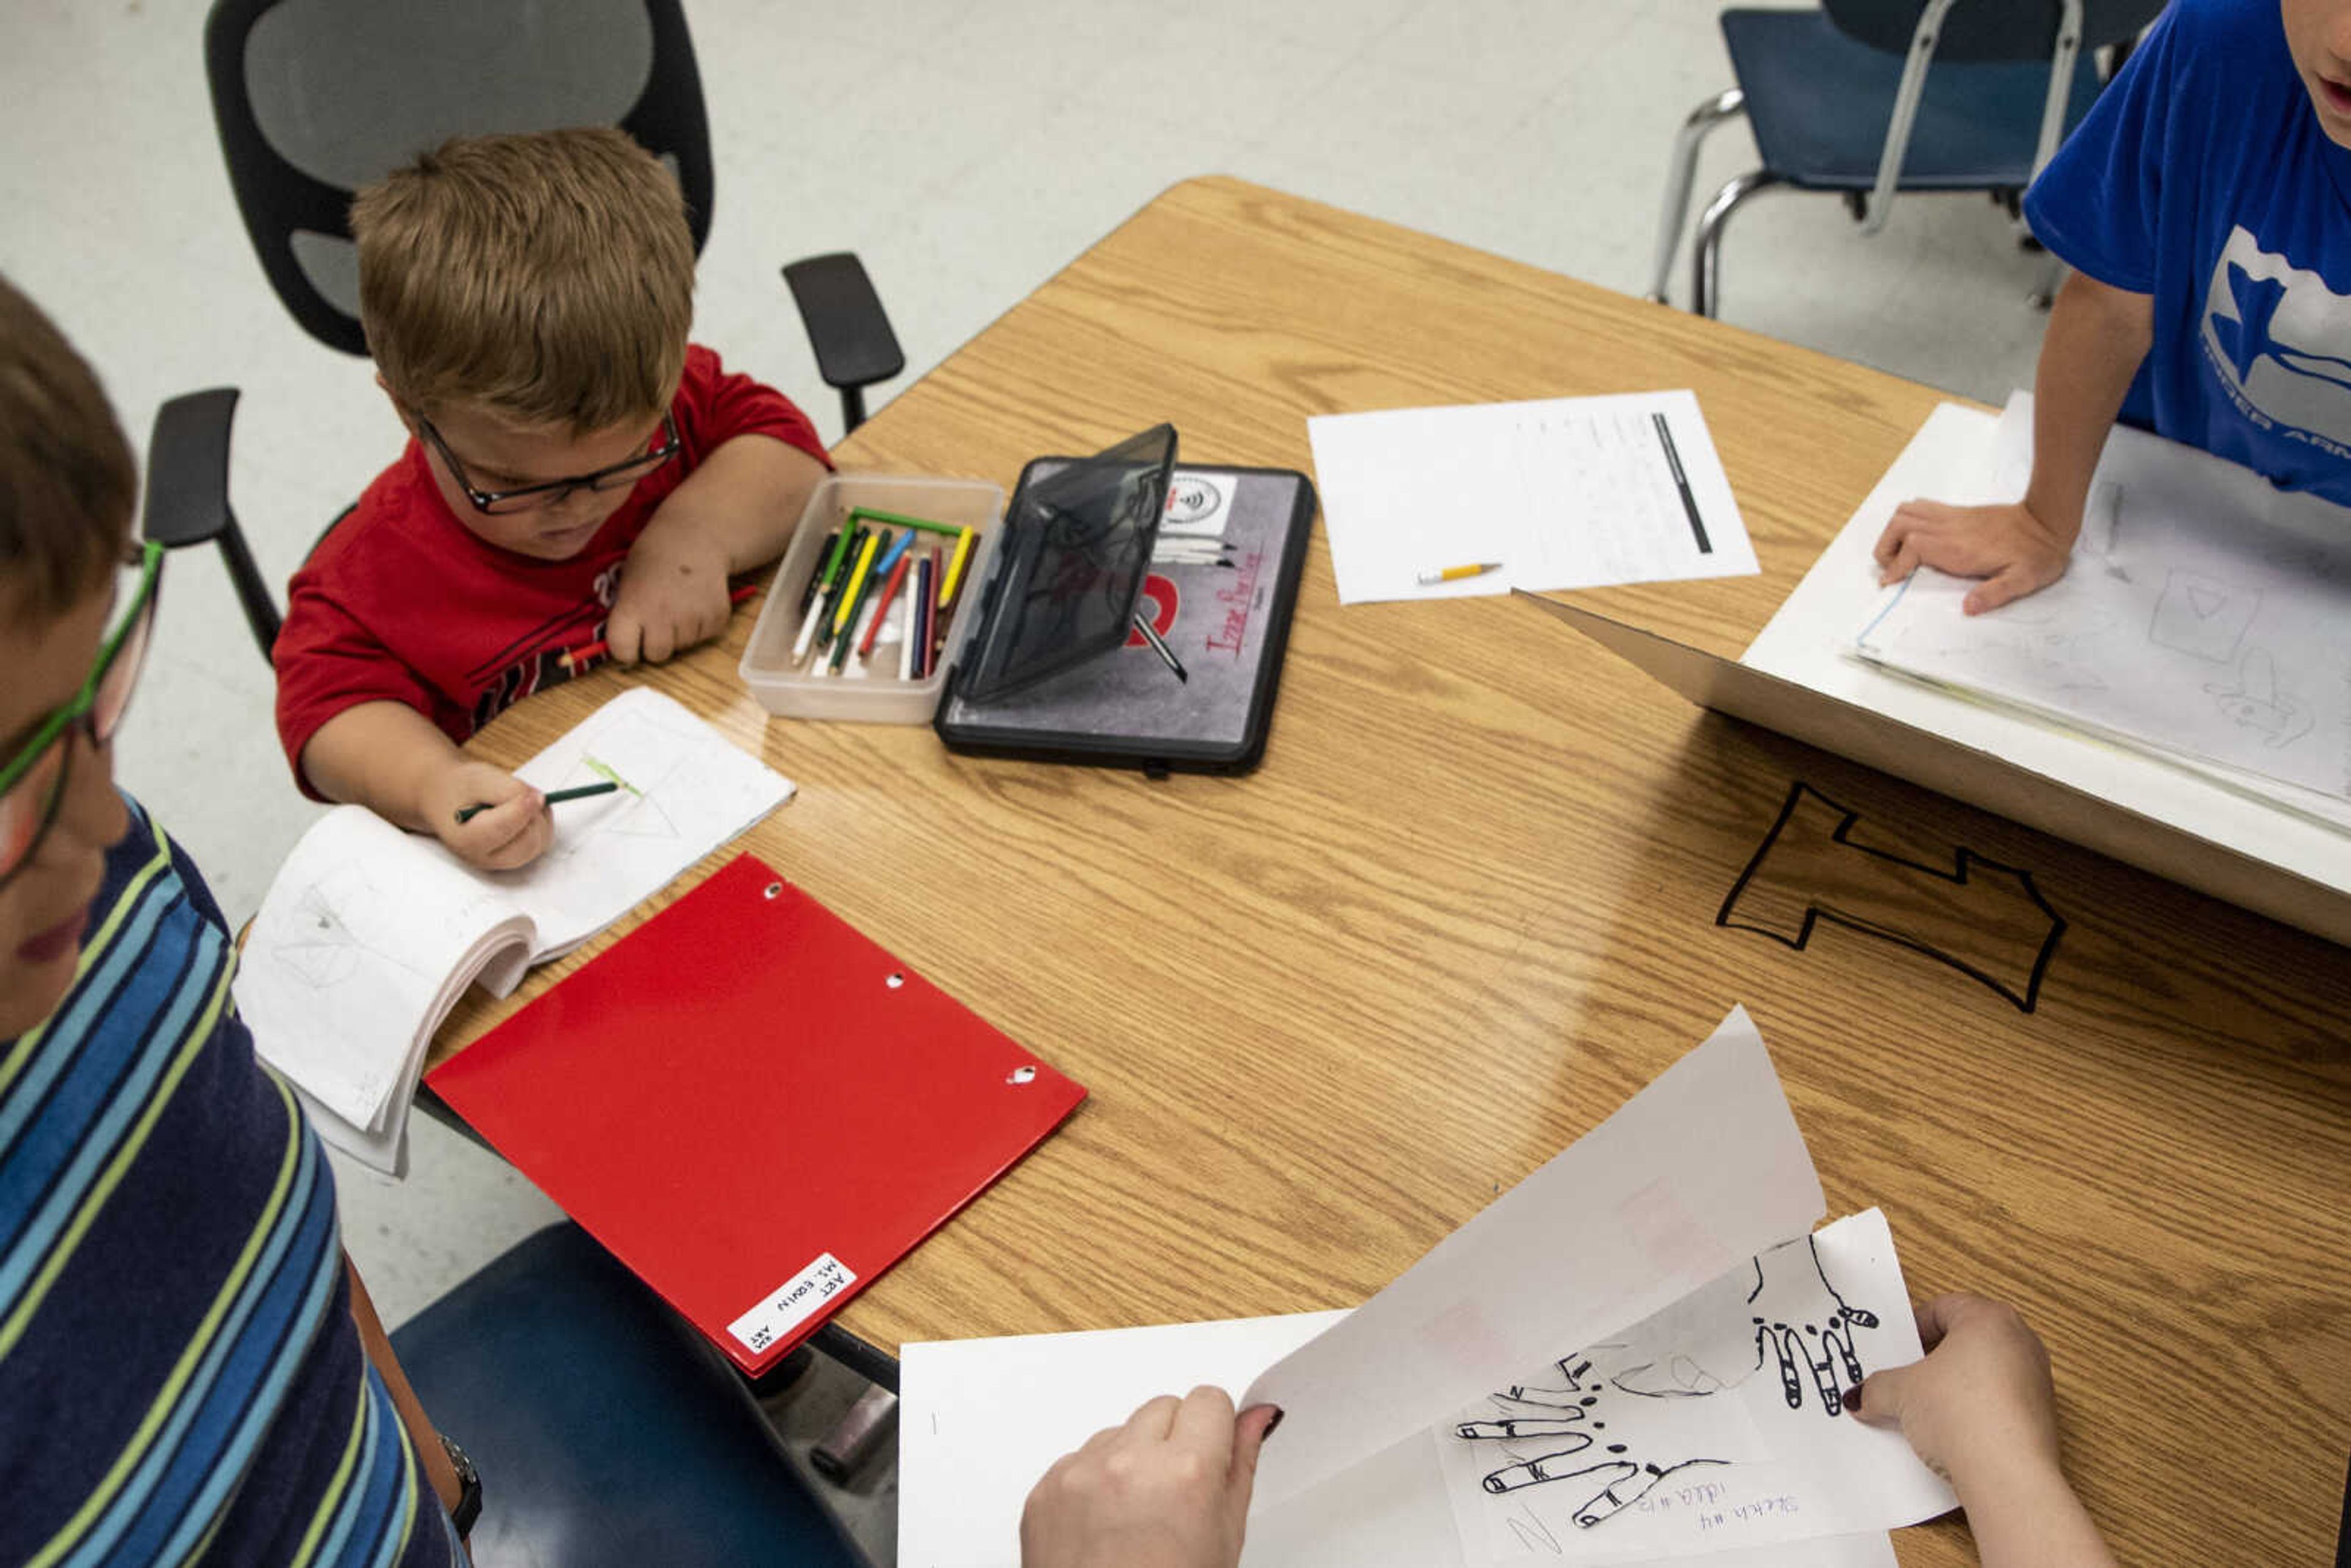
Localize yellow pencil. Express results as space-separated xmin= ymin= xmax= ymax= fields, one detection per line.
xmin=833 ymin=529 xmax=883 ymax=637
xmin=938 ymin=527 xmax=976 ymax=608
xmin=1416 ymin=561 xmax=1504 ymax=585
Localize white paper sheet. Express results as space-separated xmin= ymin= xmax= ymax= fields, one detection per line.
xmin=492 ymin=687 xmax=795 ymax=956
xmin=1741 ymin=403 xmax=2351 ymax=898
xmin=238 ymin=805 xmax=529 ymax=1131
xmin=1241 ymin=1006 xmax=1823 ymax=1511
xmin=901 ymin=1310 xmax=1902 ymax=1568
xmin=901 ymin=1310 xmax=1346 ymax=1568
xmin=1435 ymin=1210 xmax=1953 ymax=1563
xmin=1855 ymin=394 xmax=2351 ymax=812
xmin=1309 ymin=392 xmax=1758 ymax=605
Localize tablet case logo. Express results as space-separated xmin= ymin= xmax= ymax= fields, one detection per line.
xmin=1718 ymin=782 xmax=2065 ymax=1012
xmin=2201 ymin=225 xmax=2351 ymax=460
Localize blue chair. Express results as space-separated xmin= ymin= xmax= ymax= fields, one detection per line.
xmin=389 ymin=1223 xmax=871 ymax=1568
xmin=1648 ymin=0 xmax=2164 ymax=317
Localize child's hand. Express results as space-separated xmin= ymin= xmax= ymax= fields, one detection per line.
xmin=1873 ymin=498 xmax=2072 ymax=614
xmin=1850 ymin=1292 xmax=2061 ymax=1492
xmin=608 ymin=514 xmax=733 ymax=664
xmin=1020 ymin=1389 xmax=1280 ymax=1568
xmin=422 ymin=760 xmax=552 ymax=871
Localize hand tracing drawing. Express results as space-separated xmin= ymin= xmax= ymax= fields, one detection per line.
xmin=1434 ymin=1210 xmax=1949 ymax=1566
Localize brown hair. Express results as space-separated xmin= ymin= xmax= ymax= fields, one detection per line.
xmin=0 ymin=274 xmax=135 ymax=617
xmin=351 ymin=127 xmax=696 ymax=433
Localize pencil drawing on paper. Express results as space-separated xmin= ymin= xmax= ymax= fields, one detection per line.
xmin=2203 ymin=647 xmax=2312 ymax=747
xmin=269 ymin=865 xmax=417 ymax=989
xmin=2148 ymin=568 xmax=2260 ymax=662
xmin=1452 ymin=1234 xmax=1879 ymax=1531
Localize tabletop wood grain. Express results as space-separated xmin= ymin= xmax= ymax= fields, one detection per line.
xmin=433 ymin=178 xmax=2349 ymax=1567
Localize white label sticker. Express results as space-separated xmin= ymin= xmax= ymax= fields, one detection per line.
xmin=727 ymin=1253 xmax=857 ymax=1356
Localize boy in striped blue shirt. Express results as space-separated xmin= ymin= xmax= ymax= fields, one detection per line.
xmin=0 ymin=274 xmax=469 ymax=1566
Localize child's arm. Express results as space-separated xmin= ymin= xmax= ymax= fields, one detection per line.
xmin=1853 ymin=1292 xmax=2120 ymax=1568
xmin=1021 ymin=1388 xmax=1280 ymax=1568
xmin=605 ymin=433 xmax=828 ymax=664
xmin=1873 ymin=272 xmax=2154 ymax=614
xmin=301 ymin=700 xmax=553 ymax=871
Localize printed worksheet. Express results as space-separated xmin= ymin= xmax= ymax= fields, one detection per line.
xmin=1309 ymin=391 xmax=1758 ymax=604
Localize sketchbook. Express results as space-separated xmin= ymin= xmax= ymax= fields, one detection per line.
xmin=1853 ymin=393 xmax=2351 ymax=826
xmin=899 ymin=1008 xmax=1954 ymax=1568
xmin=234 ymin=688 xmax=792 ymax=1176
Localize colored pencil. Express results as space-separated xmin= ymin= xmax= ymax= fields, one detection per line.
xmin=830 ymin=566 xmax=880 ymax=674
xmin=860 ymin=552 xmax=913 ymax=660
xmin=456 ymin=779 xmax=618 ymax=825
xmin=939 ymin=527 xmax=975 ymax=607
xmin=833 ymin=528 xmax=887 ymax=638
xmin=848 ymin=505 xmax=963 ymax=538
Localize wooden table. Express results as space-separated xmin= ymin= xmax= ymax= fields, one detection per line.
xmin=436 ymin=178 xmax=2349 ymax=1566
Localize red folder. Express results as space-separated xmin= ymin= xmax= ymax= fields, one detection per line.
xmin=425 ymin=853 xmax=1087 ymax=1375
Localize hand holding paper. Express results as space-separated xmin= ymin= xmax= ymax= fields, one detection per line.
xmin=1021 ymin=1389 xmax=1281 ymax=1568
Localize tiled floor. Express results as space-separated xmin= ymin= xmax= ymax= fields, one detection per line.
xmin=1 ymin=3 xmax=2061 ymax=1561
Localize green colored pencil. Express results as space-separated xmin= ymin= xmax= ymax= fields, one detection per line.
xmin=456 ymin=779 xmax=619 ymax=825
xmin=849 ymin=505 xmax=964 ymax=539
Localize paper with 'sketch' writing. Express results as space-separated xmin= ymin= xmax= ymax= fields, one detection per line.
xmin=1308 ymin=391 xmax=1757 ymax=605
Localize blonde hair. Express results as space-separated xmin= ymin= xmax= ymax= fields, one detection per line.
xmin=0 ymin=273 xmax=134 ymax=617
xmin=351 ymin=127 xmax=696 ymax=433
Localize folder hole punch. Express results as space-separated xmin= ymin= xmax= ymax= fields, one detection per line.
xmin=764 ymin=881 xmax=783 ymax=899
xmin=1007 ymin=1065 xmax=1038 ymax=1086
xmin=887 ymin=972 xmax=906 ymax=989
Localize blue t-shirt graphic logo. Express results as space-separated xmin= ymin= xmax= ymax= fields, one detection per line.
xmin=2200 ymin=225 xmax=2351 ymax=462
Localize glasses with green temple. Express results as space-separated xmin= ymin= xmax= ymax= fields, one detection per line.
xmin=0 ymin=540 xmax=162 ymax=889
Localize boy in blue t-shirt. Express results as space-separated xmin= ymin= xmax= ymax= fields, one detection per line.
xmin=1875 ymin=0 xmax=2351 ymax=612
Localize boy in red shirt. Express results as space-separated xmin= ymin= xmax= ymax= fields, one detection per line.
xmin=274 ymin=129 xmax=830 ymax=870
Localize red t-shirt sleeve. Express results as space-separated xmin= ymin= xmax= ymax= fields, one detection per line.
xmin=272 ymin=577 xmax=442 ymax=801
xmin=675 ymin=344 xmax=833 ymax=469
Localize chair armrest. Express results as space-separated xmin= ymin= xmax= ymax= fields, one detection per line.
xmin=781 ymin=253 xmax=904 ymax=434
xmin=143 ymin=386 xmax=283 ymax=658
xmin=143 ymin=388 xmax=241 ymax=548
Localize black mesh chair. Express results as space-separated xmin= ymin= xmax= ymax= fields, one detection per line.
xmin=1647 ymin=0 xmax=2165 ymax=318
xmin=149 ymin=0 xmax=904 ymax=658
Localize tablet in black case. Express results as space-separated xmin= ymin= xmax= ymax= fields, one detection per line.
xmin=935 ymin=451 xmax=1317 ymax=776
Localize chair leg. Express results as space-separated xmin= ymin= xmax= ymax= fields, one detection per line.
xmin=1692 ymin=170 xmax=1787 ymax=320
xmin=2029 ymin=251 xmax=2068 ymax=310
xmin=1648 ymin=88 xmax=1747 ymax=305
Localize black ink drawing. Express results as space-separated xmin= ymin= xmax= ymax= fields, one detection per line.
xmin=2148 ymin=568 xmax=2260 ymax=663
xmin=1718 ymin=781 xmax=2066 ymax=1013
xmin=1453 ymin=1236 xmax=1878 ymax=1529
xmin=2204 ymin=647 xmax=2313 ymax=748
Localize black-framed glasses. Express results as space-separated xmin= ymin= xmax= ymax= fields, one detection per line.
xmin=418 ymin=413 xmax=681 ymax=516
xmin=0 ymin=540 xmax=162 ymax=890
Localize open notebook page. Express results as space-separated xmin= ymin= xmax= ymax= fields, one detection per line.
xmin=236 ymin=805 xmax=532 ymax=1133
xmin=475 ymin=686 xmax=795 ymax=958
